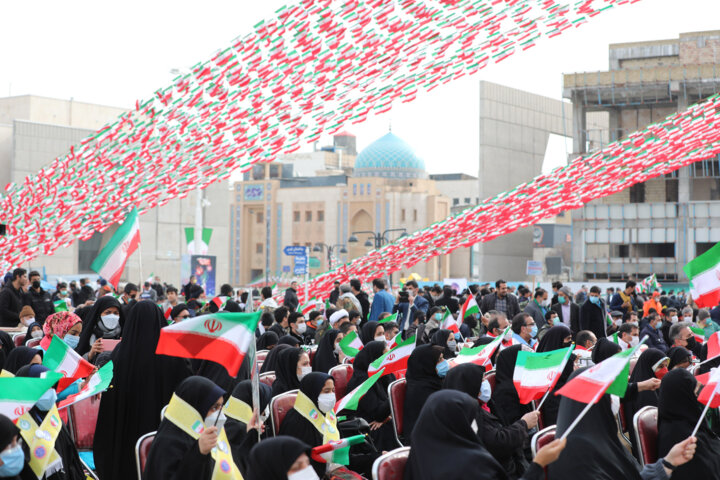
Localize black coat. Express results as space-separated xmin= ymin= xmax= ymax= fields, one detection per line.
xmin=480 ymin=292 xmax=520 ymax=319
xmin=23 ymin=288 xmax=54 ymax=324
xmin=283 ymin=288 xmax=299 ymax=312
xmin=355 ymin=291 xmax=370 ymax=322
xmin=403 ymin=345 xmax=443 ymax=440
xmin=551 ymin=302 xmax=580 ymax=336
xmin=0 ymin=283 xmax=24 ymax=327
xmin=624 ymin=348 xmax=665 ymax=456
xmin=578 ymin=299 xmax=607 ymax=339
xmin=490 ymin=346 xmax=532 ymax=426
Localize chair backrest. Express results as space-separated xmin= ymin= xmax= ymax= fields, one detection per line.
xmin=13 ymin=333 xmax=25 ymax=347
xmin=135 ymin=431 xmax=156 ymax=479
xmin=329 ymin=364 xmax=354 ymax=401
xmin=257 ymin=349 xmax=269 ymax=370
xmin=371 ymin=446 xmax=410 ymax=480
xmin=308 ymin=348 xmax=317 ymax=365
xmin=531 ymin=425 xmax=556 ymax=457
xmin=259 ymin=371 xmax=276 ymax=388
xmin=26 ymin=338 xmax=41 ymax=348
xmin=483 ymin=370 xmax=496 ymax=392
xmin=68 ymin=396 xmax=101 ymax=450
xmin=270 ymin=390 xmax=298 ymax=436
xmin=387 ymin=378 xmax=407 ymax=447
xmin=633 ymin=406 xmax=658 ymax=467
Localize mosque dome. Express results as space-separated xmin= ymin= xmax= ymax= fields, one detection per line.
xmin=353 ymin=132 xmax=427 ymax=179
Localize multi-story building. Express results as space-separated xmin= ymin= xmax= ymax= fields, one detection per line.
xmin=564 ymin=30 xmax=720 ymax=282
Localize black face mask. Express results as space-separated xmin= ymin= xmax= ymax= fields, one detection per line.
xmin=130 ymin=294 xmax=137 ymax=299
xmin=562 ymin=341 xmax=573 ymax=348
xmin=686 ymin=336 xmax=696 ymax=347
xmin=32 ymin=280 xmax=40 ymax=289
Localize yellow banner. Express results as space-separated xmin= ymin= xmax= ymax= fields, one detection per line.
xmin=293 ymin=391 xmax=340 ymax=443
xmin=223 ymin=397 xmax=253 ymax=424
xmin=16 ymin=405 xmax=62 ymax=479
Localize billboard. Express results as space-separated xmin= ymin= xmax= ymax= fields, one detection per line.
xmin=191 ymin=255 xmax=217 ymax=297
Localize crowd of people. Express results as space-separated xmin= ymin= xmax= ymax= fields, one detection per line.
xmin=0 ymin=270 xmax=716 ymax=479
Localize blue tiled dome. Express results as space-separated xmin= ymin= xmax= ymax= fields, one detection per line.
xmin=354 ymin=132 xmax=426 ymax=179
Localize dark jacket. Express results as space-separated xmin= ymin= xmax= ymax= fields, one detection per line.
xmin=639 ymin=324 xmax=668 ymax=354
xmin=355 ymin=291 xmax=370 ymax=322
xmin=524 ymin=300 xmax=548 ymax=329
xmin=24 ymin=287 xmax=54 ymax=325
xmin=578 ymin=299 xmax=607 ymax=339
xmin=0 ymin=283 xmax=24 ymax=327
xmin=609 ymin=292 xmax=637 ymax=313
xmin=434 ymin=293 xmax=459 ymax=315
xmin=283 ymin=288 xmax=299 ymax=312
xmin=551 ymin=302 xmax=580 ymax=336
xmin=480 ymin=292 xmax=520 ymax=319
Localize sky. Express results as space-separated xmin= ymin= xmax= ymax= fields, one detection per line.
xmin=2 ymin=0 xmax=720 ymax=177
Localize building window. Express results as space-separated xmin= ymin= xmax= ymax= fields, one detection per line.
xmin=367 ymin=183 xmax=371 ymax=194
xmin=629 ymin=183 xmax=645 ymax=203
xmin=305 ymin=211 xmax=312 ymax=222
xmin=401 ymin=209 xmax=406 ymax=221
xmin=353 ymin=184 xmax=357 ymax=195
xmin=360 ymin=184 xmax=364 ymax=195
xmin=413 ymin=209 xmax=417 ymax=222
xmin=464 ymin=197 xmax=471 ymax=204
xmin=256 ymin=243 xmax=263 ymax=254
xmin=666 ymin=178 xmax=679 ymax=202
xmin=317 ymin=210 xmax=325 ymax=221
xmin=294 ymin=211 xmax=300 ymax=222
xmin=256 ymin=212 xmax=263 ymax=224
xmin=453 ymin=198 xmax=460 ymax=206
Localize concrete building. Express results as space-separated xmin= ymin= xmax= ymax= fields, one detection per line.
xmin=477 ymin=81 xmax=607 ymax=282
xmin=564 ymin=30 xmax=720 ymax=282
xmin=0 ymin=95 xmax=231 ymax=289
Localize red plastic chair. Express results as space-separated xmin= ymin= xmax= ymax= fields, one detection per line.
xmin=308 ymin=348 xmax=317 ymax=365
xmin=633 ymin=406 xmax=658 ymax=467
xmin=26 ymin=338 xmax=41 ymax=348
xmin=531 ymin=425 xmax=556 ymax=480
xmin=257 ymin=349 xmax=269 ymax=370
xmin=387 ymin=378 xmax=407 ymax=447
xmin=483 ymin=370 xmax=496 ymax=392
xmin=135 ymin=431 xmax=156 ymax=479
xmin=259 ymin=371 xmax=276 ymax=388
xmin=329 ymin=364 xmax=354 ymax=401
xmin=67 ymin=396 xmax=101 ymax=449
xmin=270 ymin=390 xmax=298 ymax=436
xmin=371 ymin=446 xmax=410 ymax=480
xmin=13 ymin=334 xmax=25 ymax=347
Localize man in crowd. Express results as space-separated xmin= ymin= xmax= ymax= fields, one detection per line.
xmin=163 ymin=286 xmax=180 ymax=313
xmin=350 ymin=279 xmax=369 ymax=322
xmin=329 ymin=309 xmax=349 ymax=329
xmin=681 ymin=306 xmax=694 ymax=323
xmin=616 ymin=323 xmax=639 ymax=351
xmin=579 ymin=286 xmax=610 ymax=340
xmin=643 ymin=290 xmax=663 ymax=317
xmin=480 ymin=279 xmax=520 ymax=319
xmin=552 ymin=286 xmax=580 ymax=336
xmin=697 ymin=308 xmax=720 ymax=339
xmin=524 ymin=288 xmax=549 ymax=330
xmin=484 ymin=311 xmax=509 ymax=338
xmin=550 ymin=281 xmax=563 ymax=306
xmin=668 ymin=322 xmax=703 ymax=358
xmin=369 ymin=278 xmax=394 ymax=322
xmin=405 ymin=280 xmax=429 ymax=322
xmin=0 ymin=268 xmax=27 ymax=327
xmin=510 ymin=312 xmax=537 ymax=349
xmin=639 ymin=312 xmax=668 ymax=353
xmin=287 ymin=312 xmax=308 ymax=345
xmin=660 ymin=307 xmax=678 ymax=345
xmin=329 ymin=280 xmax=341 ymax=305
xmin=575 ymin=330 xmax=597 ymax=351
xmin=610 ymin=280 xmax=637 ymax=314
xmin=383 ymin=321 xmax=400 ymax=344
xmin=270 ymin=306 xmax=290 ymax=337
xmin=140 ymin=281 xmax=158 ymax=302
xmin=120 ymin=283 xmax=138 ymax=309
xmin=24 ymin=270 xmax=53 ymax=325
xmin=260 ymin=286 xmax=278 ymax=310
xmin=284 ymin=281 xmax=299 ymax=312
xmin=516 ymin=285 xmax=532 ymax=310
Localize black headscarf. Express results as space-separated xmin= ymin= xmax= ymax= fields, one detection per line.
xmin=624 ymin=348 xmax=665 ymax=456
xmin=76 ymin=295 xmax=125 ymax=356
xmin=490 ymin=345 xmax=532 ymax=426
xmin=278 ymin=335 xmax=300 ymax=347
xmin=278 ymin=372 xmax=334 ymax=477
xmin=549 ymin=367 xmax=641 ymax=480
xmin=170 ymin=303 xmax=189 ymax=320
xmin=194 ymin=353 xmax=251 ymax=401
xmin=537 ymin=325 xmax=572 ymax=352
xmin=0 ymin=331 xmax=14 ymax=371
xmin=403 ymin=344 xmax=443 ymax=439
xmin=271 ymin=347 xmax=304 ymax=397
xmin=360 ymin=321 xmax=380 ymax=344
xmin=256 ymin=331 xmax=279 ymax=351
xmin=431 ymin=329 xmax=456 ymax=359
xmin=260 ymin=344 xmax=291 ymax=374
xmin=142 ymin=376 xmax=225 ymax=479
xmin=312 ymin=330 xmax=340 ymax=373
xmin=22 ymin=322 xmax=43 ymax=346
xmin=404 ymin=390 xmax=508 ymax=480
xmin=3 ymin=346 xmax=42 ymax=374
xmin=657 ymin=368 xmax=720 ymax=480
xmin=246 ymin=436 xmax=310 ymax=480
xmin=536 ymin=325 xmax=574 ymax=425
xmin=592 ymin=337 xmax=621 ymax=364
xmin=668 ymin=346 xmax=692 ymax=369
xmin=0 ymin=413 xmax=18 ymax=452
xmin=93 ymin=300 xmax=192 ymax=480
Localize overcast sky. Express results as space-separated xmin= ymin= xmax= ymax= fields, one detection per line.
xmin=2 ymin=0 xmax=719 ymax=177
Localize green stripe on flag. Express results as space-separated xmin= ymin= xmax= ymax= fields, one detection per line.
xmin=684 ymin=241 xmax=720 ymax=278
xmin=90 ymin=208 xmax=139 ymax=273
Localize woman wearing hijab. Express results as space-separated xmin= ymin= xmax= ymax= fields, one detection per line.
xmin=668 ymin=346 xmax=692 ymax=370
xmin=592 ymin=337 xmax=621 ymax=364
xmin=535 ymin=325 xmax=574 ymax=426
xmin=40 ymin=312 xmax=83 ymax=351
xmin=403 ymin=344 xmax=445 ymax=440
xmin=491 ymin=345 xmax=533 ymax=427
xmin=0 ymin=331 xmax=14 ymax=373
xmin=256 ymin=331 xmax=279 ymax=351
xmin=624 ymin=348 xmax=667 ymax=457
xmin=143 ymin=376 xmax=245 ymax=479
xmin=193 ymin=354 xmax=251 ymax=402
xmin=22 ymin=322 xmax=43 ymax=346
xmin=312 ymin=329 xmax=342 ymax=373
xmin=444 ymin=363 xmax=538 ymax=479
xmin=548 ymin=367 xmax=643 ymax=480
xmin=271 ymin=347 xmax=310 ymax=397
xmin=0 ymin=413 xmax=25 ymax=479
xmin=359 ymin=321 xmax=384 ymax=345
xmin=3 ymin=347 xmax=42 ymax=375
xmin=405 ymin=389 xmax=545 ymax=480
xmin=246 ymin=437 xmax=315 ymax=480
xmin=93 ymin=300 xmax=192 ymax=480
xmin=278 ymin=335 xmax=301 ymax=348
xmin=279 ymin=372 xmax=340 ymax=477
xmin=15 ymin=364 xmax=85 ymax=479
xmin=260 ymin=344 xmax=291 ymax=374
xmin=343 ymin=340 xmax=396 ymax=451
xmin=431 ymin=329 xmax=457 ymax=359
xmin=658 ymin=369 xmax=720 ymax=480
xmin=75 ymin=295 xmax=125 ymax=362
xmin=223 ymin=380 xmax=272 ymax=475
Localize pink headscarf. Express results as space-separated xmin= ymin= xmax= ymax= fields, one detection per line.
xmin=41 ymin=311 xmax=82 ymax=350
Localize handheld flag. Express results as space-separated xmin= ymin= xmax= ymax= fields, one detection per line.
xmin=334 ymin=369 xmax=385 ymax=413
xmin=690 ymin=325 xmax=706 ymax=344
xmin=311 ymin=435 xmax=366 ymax=465
xmin=156 ymin=311 xmax=262 ymax=376
xmin=513 ymin=346 xmax=574 ymax=404
xmin=298 ymin=297 xmax=318 ymax=315
xmin=440 ymin=309 xmax=459 ymax=333
xmin=0 ymin=373 xmax=63 ymax=420
xmin=53 ymin=299 xmax=70 ymax=312
xmin=368 ymin=336 xmax=416 ymax=376
xmin=43 ymin=335 xmax=95 ymax=390
xmin=449 ymin=328 xmax=508 ymax=370
xmin=338 ymin=330 xmax=363 ymax=358
xmin=460 ymin=295 xmax=480 ymax=320
xmin=378 ymin=312 xmax=398 ymax=324
xmin=58 ymin=361 xmax=114 ymax=409
xmin=90 ymin=207 xmax=140 ymax=288
xmin=685 ymin=242 xmax=720 ymax=308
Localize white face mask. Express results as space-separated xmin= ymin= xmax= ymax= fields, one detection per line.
xmin=317 ymin=393 xmax=336 ymax=414
xmin=205 ymin=410 xmax=227 ymax=432
xmin=22 ymin=317 xmax=35 ymax=327
xmin=288 ymin=465 xmax=320 ymax=480
xmin=541 ymin=298 xmax=550 ymax=307
xmin=334 ymin=343 xmax=342 ymax=355
xmin=479 ymin=379 xmax=492 ymax=403
xmin=447 ymin=340 xmax=457 ymax=351
xmin=684 ymin=316 xmax=693 ymax=322
xmin=297 ymin=366 xmax=312 ymax=382
xmin=100 ymin=314 xmax=120 ymax=330
xmin=31 ymin=330 xmax=43 ymax=339
xmin=374 ymin=335 xmax=385 ymax=342
xmin=296 ymin=323 xmax=307 ymax=334
xmin=630 ymin=336 xmax=639 ymax=347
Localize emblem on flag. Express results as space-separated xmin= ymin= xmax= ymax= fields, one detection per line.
xmin=204 ymin=318 xmax=221 ymax=333
xmin=309 ymin=409 xmax=319 ymax=420
xmin=191 ymin=420 xmax=205 ymax=434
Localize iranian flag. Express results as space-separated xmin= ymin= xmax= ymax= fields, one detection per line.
xmin=379 ymin=312 xmax=398 ymax=324
xmin=43 ymin=335 xmax=95 ymax=390
xmin=53 ymin=299 xmax=70 ymax=312
xmin=684 ymin=242 xmax=720 ymax=308
xmin=58 ymin=361 xmax=114 ymax=409
xmin=211 ymin=296 xmax=228 ymax=311
xmin=156 ymin=311 xmax=261 ymax=376
xmin=334 ymin=369 xmax=385 ymax=413
xmin=164 ymin=307 xmax=173 ymax=320
xmin=706 ymin=332 xmax=720 ymax=362
xmin=440 ymin=309 xmax=459 ymax=333
xmin=697 ymin=367 xmax=720 ymax=408
xmin=311 ymin=435 xmax=366 ymax=465
xmin=0 ymin=373 xmax=62 ymax=420
xmin=338 ymin=331 xmax=364 ymax=358
xmin=368 ymin=336 xmax=416 ymax=376
xmin=387 ymin=331 xmax=402 ymax=350
xmin=297 ymin=297 xmax=317 ymax=315
xmin=460 ymin=295 xmax=480 ymax=319
xmin=90 ymin=208 xmax=140 ymax=288
xmin=556 ymin=345 xmax=639 ymax=403
xmin=513 ymin=346 xmax=574 ymax=404
xmin=450 ymin=328 xmax=508 ymax=370
xmin=690 ymin=325 xmax=706 ymax=344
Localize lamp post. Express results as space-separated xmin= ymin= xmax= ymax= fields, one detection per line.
xmin=348 ymin=229 xmax=408 ymax=286
xmin=313 ymin=243 xmax=348 ymax=270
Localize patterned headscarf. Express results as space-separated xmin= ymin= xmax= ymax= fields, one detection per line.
xmin=42 ymin=311 xmax=82 ymax=349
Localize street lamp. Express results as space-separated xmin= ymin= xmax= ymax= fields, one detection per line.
xmin=348 ymin=228 xmax=408 ymax=286
xmin=313 ymin=243 xmax=347 ymax=270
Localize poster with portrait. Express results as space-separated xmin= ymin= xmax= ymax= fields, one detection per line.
xmin=191 ymin=255 xmax=216 ymax=297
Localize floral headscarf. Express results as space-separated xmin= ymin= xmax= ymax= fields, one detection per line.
xmin=41 ymin=311 xmax=82 ymax=350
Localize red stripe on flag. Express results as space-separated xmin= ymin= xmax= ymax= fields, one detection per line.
xmin=696 ymin=287 xmax=720 ymax=309
xmin=108 ymin=229 xmax=140 ymax=288
xmin=155 ymin=330 xmax=246 ymax=376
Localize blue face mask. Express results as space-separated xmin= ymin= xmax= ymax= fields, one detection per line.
xmin=436 ymin=360 xmax=450 ymax=378
xmin=654 ymin=321 xmax=662 ymax=330
xmin=63 ymin=334 xmax=79 ymax=349
xmin=454 ymin=332 xmax=462 ymax=341
xmin=589 ymin=296 xmax=601 ymax=306
xmin=479 ymin=380 xmax=492 ymax=403
xmin=316 ymin=318 xmax=324 ymax=326
xmin=434 ymin=313 xmax=443 ymax=321
xmin=558 ymin=296 xmax=566 ymax=304
xmin=0 ymin=443 xmax=24 ymax=476
xmin=36 ymin=389 xmax=57 ymax=412
xmin=529 ymin=325 xmax=538 ymax=339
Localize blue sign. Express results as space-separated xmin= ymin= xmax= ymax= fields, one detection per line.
xmin=283 ymin=245 xmax=307 ymax=256
xmin=243 ymin=184 xmax=264 ymax=201
xmin=294 ymin=265 xmax=307 ymax=275
xmin=282 ymin=266 xmax=290 ymax=273
xmin=294 ymin=256 xmax=307 ymax=266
